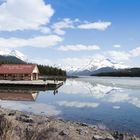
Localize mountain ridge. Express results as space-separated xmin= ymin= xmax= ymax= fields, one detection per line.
xmin=66 ymin=58 xmax=128 ymax=76
xmin=0 ymin=49 xmax=27 ymax=62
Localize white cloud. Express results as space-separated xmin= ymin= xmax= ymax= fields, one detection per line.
xmin=113 ymin=44 xmax=121 ymax=48
xmin=0 ymin=0 xmax=54 ymax=31
xmin=52 ymin=19 xmax=111 ymax=35
xmin=58 ymin=44 xmax=100 ymax=51
xmin=130 ymin=46 xmax=140 ymax=57
xmin=108 ymin=51 xmax=131 ymax=61
xmin=78 ymin=21 xmax=111 ymax=30
xmin=57 ymin=101 xmax=99 ymax=108
xmin=33 ymin=57 xmax=90 ymax=70
xmin=52 ymin=18 xmax=79 ymax=35
xmin=107 ymin=46 xmax=140 ymax=61
xmin=32 ymin=58 xmax=53 ymax=65
xmin=0 ymin=35 xmax=62 ymax=48
xmin=39 ymin=27 xmax=51 ymax=34
xmin=57 ymin=57 xmax=91 ymax=70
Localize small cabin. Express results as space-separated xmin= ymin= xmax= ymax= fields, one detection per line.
xmin=0 ymin=64 xmax=39 ymax=81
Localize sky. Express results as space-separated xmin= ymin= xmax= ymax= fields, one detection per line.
xmin=0 ymin=0 xmax=140 ymax=68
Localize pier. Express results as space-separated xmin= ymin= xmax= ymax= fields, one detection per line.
xmin=0 ymin=80 xmax=64 ymax=91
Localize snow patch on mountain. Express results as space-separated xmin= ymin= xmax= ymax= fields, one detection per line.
xmin=60 ymin=57 xmax=128 ymax=75
xmin=65 ymin=57 xmax=127 ymax=72
xmin=0 ymin=49 xmax=27 ymax=61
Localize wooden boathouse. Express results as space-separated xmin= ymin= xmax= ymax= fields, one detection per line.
xmin=0 ymin=64 xmax=39 ymax=81
xmin=0 ymin=64 xmax=64 ymax=91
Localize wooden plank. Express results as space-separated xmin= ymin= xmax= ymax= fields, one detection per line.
xmin=0 ymin=80 xmax=64 ymax=91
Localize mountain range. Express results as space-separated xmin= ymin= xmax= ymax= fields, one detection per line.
xmin=0 ymin=49 xmax=27 ymax=62
xmin=0 ymin=49 xmax=131 ymax=76
xmin=66 ymin=58 xmax=128 ymax=76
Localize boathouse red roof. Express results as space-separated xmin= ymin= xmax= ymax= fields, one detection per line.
xmin=0 ymin=91 xmax=38 ymax=101
xmin=0 ymin=64 xmax=37 ymax=74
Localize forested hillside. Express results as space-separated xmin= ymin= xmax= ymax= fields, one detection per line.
xmin=38 ymin=65 xmax=66 ymax=76
xmin=0 ymin=55 xmax=66 ymax=76
xmin=91 ymin=68 xmax=140 ymax=77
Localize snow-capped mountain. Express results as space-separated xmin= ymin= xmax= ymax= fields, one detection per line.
xmin=65 ymin=57 xmax=128 ymax=76
xmin=0 ymin=49 xmax=27 ymax=62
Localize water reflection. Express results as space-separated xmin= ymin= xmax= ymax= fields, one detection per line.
xmin=0 ymin=87 xmax=59 ymax=101
xmin=0 ymin=89 xmax=39 ymax=101
xmin=57 ymin=101 xmax=99 ymax=108
xmin=0 ymin=85 xmax=61 ymax=116
xmin=58 ymin=78 xmax=140 ymax=110
xmin=59 ymin=79 xmax=122 ymax=99
xmin=56 ymin=78 xmax=140 ymax=135
xmin=0 ymin=77 xmax=140 ymax=134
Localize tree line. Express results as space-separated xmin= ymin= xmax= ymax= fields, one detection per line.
xmin=0 ymin=59 xmax=67 ymax=77
xmin=91 ymin=68 xmax=140 ymax=77
xmin=37 ymin=65 xmax=66 ymax=76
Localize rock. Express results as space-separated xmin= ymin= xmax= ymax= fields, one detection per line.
xmin=16 ymin=116 xmax=34 ymax=123
xmin=20 ymin=114 xmax=30 ymax=118
xmin=59 ymin=129 xmax=69 ymax=136
xmin=80 ymin=123 xmax=88 ymax=127
xmin=93 ymin=135 xmax=104 ymax=140
xmin=8 ymin=111 xmax=16 ymax=116
xmin=0 ymin=107 xmax=139 ymax=140
xmin=105 ymin=138 xmax=114 ymax=140
xmin=112 ymin=131 xmax=124 ymax=140
xmin=93 ymin=135 xmax=115 ymax=140
xmin=76 ymin=128 xmax=88 ymax=135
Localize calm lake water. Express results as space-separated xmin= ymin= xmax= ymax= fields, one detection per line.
xmin=0 ymin=76 xmax=140 ymax=135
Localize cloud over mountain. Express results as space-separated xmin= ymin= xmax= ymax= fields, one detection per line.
xmin=58 ymin=44 xmax=100 ymax=51
xmin=0 ymin=35 xmax=62 ymax=48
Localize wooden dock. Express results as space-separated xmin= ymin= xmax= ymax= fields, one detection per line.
xmin=0 ymin=80 xmax=64 ymax=91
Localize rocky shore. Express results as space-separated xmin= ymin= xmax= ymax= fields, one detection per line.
xmin=0 ymin=108 xmax=139 ymax=140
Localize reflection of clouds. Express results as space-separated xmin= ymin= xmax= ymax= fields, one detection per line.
xmin=107 ymin=93 xmax=130 ymax=103
xmin=0 ymin=101 xmax=61 ymax=116
xmin=130 ymin=98 xmax=140 ymax=108
xmin=113 ymin=106 xmax=120 ymax=109
xmin=61 ymin=79 xmax=140 ymax=109
xmin=107 ymin=91 xmax=140 ymax=109
xmin=60 ymin=80 xmax=120 ymax=99
xmin=57 ymin=101 xmax=99 ymax=108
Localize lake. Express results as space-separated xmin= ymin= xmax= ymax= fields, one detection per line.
xmin=0 ymin=76 xmax=140 ymax=135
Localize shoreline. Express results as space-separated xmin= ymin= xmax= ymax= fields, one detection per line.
xmin=0 ymin=107 xmax=139 ymax=140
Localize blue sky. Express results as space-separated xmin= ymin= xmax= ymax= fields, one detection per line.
xmin=0 ymin=0 xmax=140 ymax=68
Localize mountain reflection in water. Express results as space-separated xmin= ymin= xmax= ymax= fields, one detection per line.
xmin=0 ymin=77 xmax=140 ymax=135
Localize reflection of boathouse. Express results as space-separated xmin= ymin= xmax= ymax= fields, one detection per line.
xmin=0 ymin=90 xmax=38 ymax=101
xmin=0 ymin=64 xmax=39 ymax=80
